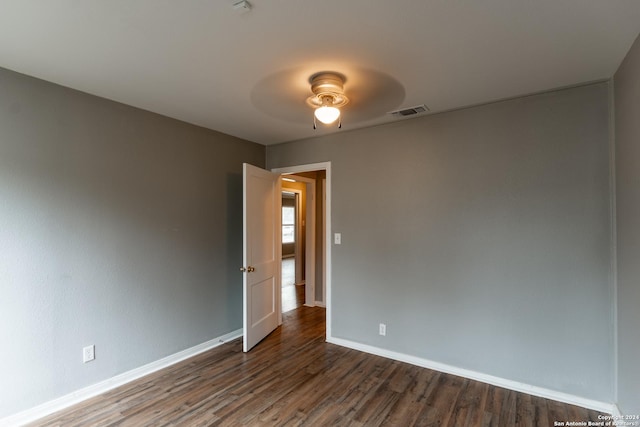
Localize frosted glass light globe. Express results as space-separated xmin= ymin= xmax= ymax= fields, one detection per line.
xmin=314 ymin=106 xmax=340 ymax=124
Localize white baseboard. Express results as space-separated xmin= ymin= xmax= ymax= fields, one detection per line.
xmin=327 ymin=336 xmax=615 ymax=415
xmin=0 ymin=329 xmax=242 ymax=427
xmin=302 ymin=301 xmax=326 ymax=308
xmin=612 ymin=404 xmax=623 ymax=417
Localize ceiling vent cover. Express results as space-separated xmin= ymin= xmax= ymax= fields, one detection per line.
xmin=388 ymin=104 xmax=430 ymax=117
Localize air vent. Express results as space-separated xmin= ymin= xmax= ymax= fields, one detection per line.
xmin=388 ymin=104 xmax=430 ymax=117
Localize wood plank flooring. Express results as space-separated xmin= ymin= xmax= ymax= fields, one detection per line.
xmin=30 ymin=307 xmax=606 ymax=426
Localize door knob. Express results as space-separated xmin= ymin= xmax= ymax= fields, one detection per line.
xmin=240 ymin=267 xmax=247 ymax=272
xmin=247 ymin=266 xmax=255 ymax=272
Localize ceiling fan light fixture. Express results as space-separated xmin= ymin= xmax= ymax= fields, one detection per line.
xmin=307 ymin=72 xmax=348 ymax=128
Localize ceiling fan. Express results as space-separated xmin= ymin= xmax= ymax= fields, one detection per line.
xmin=306 ymin=72 xmax=349 ymax=129
xmin=249 ymin=66 xmax=406 ymax=130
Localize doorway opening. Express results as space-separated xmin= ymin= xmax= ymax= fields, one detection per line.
xmin=240 ymin=161 xmax=331 ymax=352
xmin=273 ymin=162 xmax=331 ymax=339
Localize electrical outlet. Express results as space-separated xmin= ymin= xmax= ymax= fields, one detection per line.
xmin=83 ymin=345 xmax=95 ymax=363
xmin=379 ymin=323 xmax=386 ymax=336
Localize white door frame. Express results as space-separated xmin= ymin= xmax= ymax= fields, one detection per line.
xmin=321 ymin=178 xmax=327 ymax=305
xmin=272 ymin=162 xmax=332 ymax=340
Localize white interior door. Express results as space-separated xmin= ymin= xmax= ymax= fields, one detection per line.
xmin=242 ymin=163 xmax=282 ymax=352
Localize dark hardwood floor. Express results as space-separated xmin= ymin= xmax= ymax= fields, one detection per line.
xmin=30 ymin=307 xmax=605 ymax=426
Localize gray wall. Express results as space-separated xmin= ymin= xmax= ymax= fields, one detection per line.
xmin=614 ymin=33 xmax=640 ymax=415
xmin=0 ymin=67 xmax=264 ymax=417
xmin=268 ymin=82 xmax=614 ymax=402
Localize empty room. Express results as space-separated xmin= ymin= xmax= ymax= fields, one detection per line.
xmin=1 ymin=1 xmax=640 ymax=426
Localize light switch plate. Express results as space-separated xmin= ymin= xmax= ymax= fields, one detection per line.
xmin=334 ymin=233 xmax=341 ymax=244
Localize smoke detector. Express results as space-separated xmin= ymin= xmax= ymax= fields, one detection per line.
xmin=233 ymin=0 xmax=252 ymax=13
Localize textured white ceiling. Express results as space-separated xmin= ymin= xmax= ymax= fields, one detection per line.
xmin=1 ymin=0 xmax=639 ymax=145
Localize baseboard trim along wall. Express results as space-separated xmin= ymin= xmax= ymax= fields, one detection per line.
xmin=612 ymin=404 xmax=623 ymax=417
xmin=327 ymin=336 xmax=615 ymax=415
xmin=0 ymin=329 xmax=243 ymax=427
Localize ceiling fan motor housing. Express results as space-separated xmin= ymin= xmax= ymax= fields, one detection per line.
xmin=310 ymin=73 xmax=344 ymax=96
xmin=307 ymin=72 xmax=349 ymax=108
